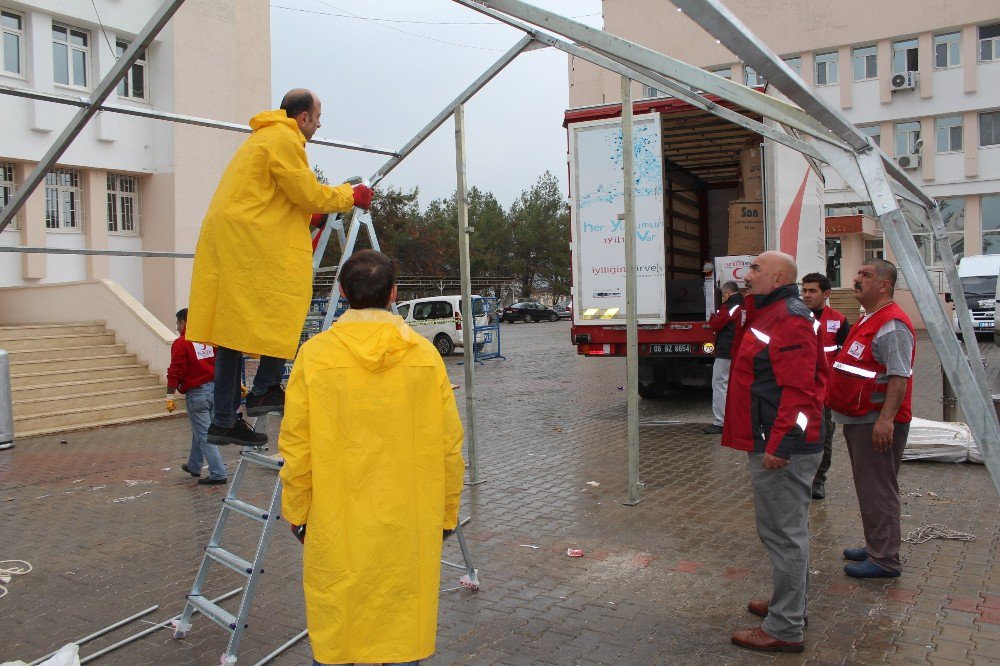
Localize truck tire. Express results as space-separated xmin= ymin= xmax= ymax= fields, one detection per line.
xmin=638 ymin=382 xmax=658 ymax=399
xmin=434 ymin=334 xmax=455 ymax=356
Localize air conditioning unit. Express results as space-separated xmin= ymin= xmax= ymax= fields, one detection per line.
xmin=890 ymin=71 xmax=918 ymax=92
xmin=896 ymin=154 xmax=921 ymax=170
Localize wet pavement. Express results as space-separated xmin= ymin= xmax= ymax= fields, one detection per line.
xmin=1 ymin=321 xmax=997 ymax=665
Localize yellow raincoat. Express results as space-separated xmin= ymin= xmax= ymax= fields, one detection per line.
xmin=278 ymin=308 xmax=465 ymax=664
xmin=187 ymin=110 xmax=355 ymax=359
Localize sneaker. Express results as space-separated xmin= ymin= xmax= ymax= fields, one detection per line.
xmin=703 ymin=424 xmax=724 ymax=434
xmin=208 ymin=418 xmax=268 ymax=447
xmin=198 ymin=476 xmax=228 ymax=485
xmin=244 ymin=386 xmax=285 ymax=416
xmin=843 ymin=546 xmax=868 ymax=561
xmin=0 ymin=441 xmax=13 ymax=451
xmin=811 ymin=482 xmax=826 ymax=500
xmin=181 ymin=463 xmax=201 ymax=478
xmin=845 ymin=560 xmax=900 ymax=578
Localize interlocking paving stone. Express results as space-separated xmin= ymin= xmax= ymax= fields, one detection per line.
xmin=1 ymin=326 xmax=997 ymax=664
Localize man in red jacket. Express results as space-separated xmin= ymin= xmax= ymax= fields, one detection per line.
xmin=724 ymin=251 xmax=828 ymax=654
xmin=167 ymin=308 xmax=227 ymax=485
xmin=827 ymin=258 xmax=914 ymax=579
xmin=800 ymin=272 xmax=850 ymax=500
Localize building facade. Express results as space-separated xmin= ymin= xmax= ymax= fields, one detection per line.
xmin=0 ymin=0 xmax=269 ymax=325
xmin=569 ymin=0 xmax=1000 ymax=294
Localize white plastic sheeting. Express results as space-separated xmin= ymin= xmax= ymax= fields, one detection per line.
xmin=903 ymin=417 xmax=983 ymax=464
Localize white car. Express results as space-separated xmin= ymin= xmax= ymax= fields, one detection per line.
xmin=395 ymin=295 xmax=489 ymax=356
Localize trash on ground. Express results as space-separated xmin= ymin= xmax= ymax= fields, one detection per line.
xmin=518 ymin=544 xmax=540 ymax=549
xmin=903 ymin=524 xmax=975 ymax=544
xmin=566 ymin=548 xmax=584 ymax=557
xmin=587 ymin=481 xmax=600 ymax=487
xmin=112 ymin=491 xmax=153 ymax=503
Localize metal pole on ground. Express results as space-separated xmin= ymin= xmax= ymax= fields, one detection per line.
xmin=455 ymin=105 xmax=482 ymax=485
xmin=27 ymin=606 xmax=159 ymax=666
xmin=0 ymin=350 xmax=13 ymax=451
xmin=621 ymin=77 xmax=642 ymax=506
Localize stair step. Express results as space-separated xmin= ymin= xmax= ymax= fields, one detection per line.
xmin=9 ymin=353 xmax=137 ymax=373
xmin=10 ymin=363 xmax=149 ymax=388
xmin=205 ymin=547 xmax=255 ymax=577
xmin=13 ymin=398 xmax=171 ymax=433
xmin=240 ymin=450 xmax=283 ymax=471
xmin=14 ymin=410 xmax=177 ymax=440
xmin=13 ymin=385 xmax=166 ymax=417
xmin=7 ymin=344 xmax=128 ymax=362
xmin=185 ymin=595 xmax=240 ymax=633
xmin=222 ymin=498 xmax=270 ymax=522
xmin=0 ymin=322 xmax=106 ymax=340
xmin=11 ymin=375 xmax=161 ymax=400
xmin=0 ymin=332 xmax=117 ymax=351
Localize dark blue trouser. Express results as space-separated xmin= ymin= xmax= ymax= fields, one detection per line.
xmin=211 ymin=347 xmax=284 ymax=428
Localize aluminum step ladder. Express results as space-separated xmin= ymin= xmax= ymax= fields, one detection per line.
xmin=173 ymin=185 xmax=479 ymax=665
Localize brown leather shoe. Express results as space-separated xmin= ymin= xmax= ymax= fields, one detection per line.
xmin=746 ymin=600 xmax=808 ymax=626
xmin=731 ymin=627 xmax=804 ymax=653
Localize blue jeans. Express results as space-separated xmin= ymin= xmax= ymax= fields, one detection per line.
xmin=212 ymin=347 xmax=284 ymax=428
xmin=185 ymin=383 xmax=227 ymax=480
xmin=313 ymin=662 xmax=417 ymax=666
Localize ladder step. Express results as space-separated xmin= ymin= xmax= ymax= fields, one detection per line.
xmin=186 ymin=594 xmax=242 ymax=633
xmin=240 ymin=450 xmax=283 ymax=470
xmin=223 ymin=498 xmax=270 ymax=522
xmin=205 ymin=546 xmax=255 ymax=576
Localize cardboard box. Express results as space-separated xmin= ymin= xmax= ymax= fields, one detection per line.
xmin=738 ymin=144 xmax=762 ymax=200
xmin=715 ymin=255 xmax=755 ymax=288
xmin=728 ymin=200 xmax=765 ymax=256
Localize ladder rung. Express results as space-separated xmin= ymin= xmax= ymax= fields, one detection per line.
xmin=240 ymin=451 xmax=283 ymax=470
xmin=205 ymin=546 xmax=255 ymax=576
xmin=223 ymin=498 xmax=269 ymax=522
xmin=186 ymin=594 xmax=241 ymax=633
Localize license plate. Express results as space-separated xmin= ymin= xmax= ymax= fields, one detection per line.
xmin=650 ymin=344 xmax=691 ymax=354
xmin=978 ymin=322 xmax=993 ymax=329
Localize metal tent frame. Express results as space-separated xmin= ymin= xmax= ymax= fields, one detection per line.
xmin=0 ymin=0 xmax=996 ymax=504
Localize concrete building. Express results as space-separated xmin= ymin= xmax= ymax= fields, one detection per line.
xmin=569 ymin=0 xmax=1000 ymax=318
xmin=0 ymin=0 xmax=270 ymax=325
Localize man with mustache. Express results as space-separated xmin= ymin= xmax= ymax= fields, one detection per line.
xmin=826 ymin=258 xmax=914 ymax=579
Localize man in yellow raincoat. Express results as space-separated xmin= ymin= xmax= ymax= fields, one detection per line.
xmin=187 ymin=89 xmax=373 ymax=447
xmin=278 ymin=249 xmax=465 ymax=666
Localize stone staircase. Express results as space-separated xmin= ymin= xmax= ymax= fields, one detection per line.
xmin=2 ymin=321 xmax=172 ymax=438
xmin=828 ymin=288 xmax=863 ymax=324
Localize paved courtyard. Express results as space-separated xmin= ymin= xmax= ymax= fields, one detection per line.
xmin=1 ymin=322 xmax=998 ymax=665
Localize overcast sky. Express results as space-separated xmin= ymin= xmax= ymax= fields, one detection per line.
xmin=269 ymin=0 xmax=603 ymax=208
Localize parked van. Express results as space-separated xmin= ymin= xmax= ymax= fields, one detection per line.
xmin=395 ymin=295 xmax=488 ymax=356
xmin=947 ymin=254 xmax=1000 ymax=336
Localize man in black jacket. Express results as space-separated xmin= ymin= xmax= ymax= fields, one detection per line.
xmin=704 ymin=280 xmax=744 ymax=434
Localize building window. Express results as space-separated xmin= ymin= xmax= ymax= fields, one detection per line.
xmin=935 ymin=197 xmax=965 ymax=264
xmin=115 ymin=40 xmax=147 ymax=101
xmin=107 ymin=173 xmax=140 ymax=234
xmin=642 ymin=85 xmax=668 ymax=99
xmin=852 ymin=45 xmax=878 ymax=81
xmin=53 ymin=23 xmax=90 ymax=88
xmin=864 ymin=238 xmax=884 ymax=261
xmin=826 ymin=203 xmax=876 ymax=217
xmin=895 ymin=121 xmax=921 ymax=157
xmin=983 ymin=195 xmax=1000 ymax=254
xmin=0 ymin=161 xmax=17 ymax=230
xmin=44 ymin=169 xmax=82 ymax=231
xmin=935 ymin=116 xmax=963 ymax=152
xmin=980 ymin=23 xmax=1000 ymax=63
xmin=892 ymin=38 xmax=918 ymax=74
xmin=709 ymin=67 xmax=731 ymax=80
xmin=981 ymin=110 xmax=1000 ymax=147
xmin=815 ymin=51 xmax=838 ymax=86
xmin=1 ymin=9 xmax=24 ymax=76
xmin=859 ymin=124 xmax=881 ymax=146
xmin=744 ymin=65 xmax=766 ymax=87
xmin=783 ymin=56 xmax=802 ymax=77
xmin=934 ymin=32 xmax=961 ymax=69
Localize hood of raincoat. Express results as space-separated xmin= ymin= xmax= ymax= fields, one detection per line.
xmin=249 ymin=109 xmax=305 ymax=142
xmin=328 ymin=308 xmax=420 ymax=372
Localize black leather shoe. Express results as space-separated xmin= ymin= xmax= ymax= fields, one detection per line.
xmin=198 ymin=477 xmax=227 ymax=485
xmin=181 ymin=463 xmax=200 ymax=478
xmin=208 ymin=418 xmax=268 ymax=447
xmin=703 ymin=424 xmax=724 ymax=434
xmin=811 ymin=483 xmax=826 ymax=500
xmin=245 ymin=386 xmax=285 ymax=416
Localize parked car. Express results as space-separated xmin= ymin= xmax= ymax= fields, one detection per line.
xmin=501 ymin=301 xmax=560 ymax=323
xmin=552 ymin=300 xmax=573 ymax=320
xmin=395 ymin=295 xmax=488 ymax=356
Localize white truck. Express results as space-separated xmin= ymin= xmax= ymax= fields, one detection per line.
xmin=565 ymin=93 xmax=826 ymax=397
xmin=947 ymin=254 xmax=1000 ymax=336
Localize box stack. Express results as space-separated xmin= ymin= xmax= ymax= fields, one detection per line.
xmin=728 ymin=142 xmax=764 ymax=255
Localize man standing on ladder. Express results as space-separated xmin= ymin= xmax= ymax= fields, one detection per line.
xmin=187 ymin=88 xmax=373 ymax=447
xmin=278 ymin=250 xmax=465 ymax=666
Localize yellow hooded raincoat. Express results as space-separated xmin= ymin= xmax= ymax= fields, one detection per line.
xmin=187 ymin=110 xmax=355 ymax=360
xmin=278 ymin=308 xmax=465 ymax=664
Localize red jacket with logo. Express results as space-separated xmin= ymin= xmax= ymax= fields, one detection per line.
xmin=722 ymin=284 xmax=829 ymax=458
xmin=825 ymin=302 xmax=915 ymax=423
xmin=708 ymin=293 xmax=745 ymax=359
xmin=816 ymin=306 xmax=849 ymax=366
xmin=167 ymin=333 xmax=216 ymax=393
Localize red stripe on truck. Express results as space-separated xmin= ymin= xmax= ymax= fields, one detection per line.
xmin=779 ymin=172 xmax=810 ymax=260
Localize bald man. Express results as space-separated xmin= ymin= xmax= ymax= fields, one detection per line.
xmin=722 ymin=251 xmax=829 ymax=654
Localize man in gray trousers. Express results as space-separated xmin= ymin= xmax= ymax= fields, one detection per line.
xmin=721 ymin=251 xmax=829 ymax=653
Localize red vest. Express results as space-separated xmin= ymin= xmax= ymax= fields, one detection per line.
xmin=826 ymin=302 xmax=915 ymax=423
xmin=818 ymin=306 xmax=847 ymax=365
